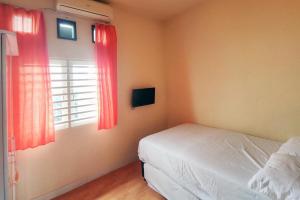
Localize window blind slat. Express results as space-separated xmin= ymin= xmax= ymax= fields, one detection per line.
xmin=50 ymin=59 xmax=98 ymax=130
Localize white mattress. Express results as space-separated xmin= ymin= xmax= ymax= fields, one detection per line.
xmin=144 ymin=163 xmax=199 ymax=200
xmin=138 ymin=124 xmax=282 ymax=200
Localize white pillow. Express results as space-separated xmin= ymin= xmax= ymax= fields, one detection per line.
xmin=278 ymin=137 xmax=300 ymax=157
xmin=248 ymin=153 xmax=300 ymax=200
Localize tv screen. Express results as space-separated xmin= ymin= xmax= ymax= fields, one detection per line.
xmin=132 ymin=88 xmax=155 ymax=107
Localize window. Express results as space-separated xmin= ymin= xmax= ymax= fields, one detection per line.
xmin=49 ymin=59 xmax=98 ymax=129
xmin=13 ymin=15 xmax=33 ymax=33
xmin=57 ymin=18 xmax=77 ymax=41
xmin=92 ymin=25 xmax=96 ymax=43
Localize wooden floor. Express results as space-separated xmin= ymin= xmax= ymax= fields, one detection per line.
xmin=55 ymin=161 xmax=165 ymax=200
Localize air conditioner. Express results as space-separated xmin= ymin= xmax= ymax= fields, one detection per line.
xmin=56 ymin=0 xmax=113 ymax=22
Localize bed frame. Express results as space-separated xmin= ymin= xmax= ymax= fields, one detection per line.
xmin=140 ymin=161 xmax=145 ymax=180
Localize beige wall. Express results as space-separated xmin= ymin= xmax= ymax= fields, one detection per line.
xmin=1 ymin=0 xmax=167 ymax=199
xmin=165 ymin=0 xmax=300 ymax=141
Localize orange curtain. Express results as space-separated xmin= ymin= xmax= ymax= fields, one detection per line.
xmin=95 ymin=24 xmax=118 ymax=129
xmin=0 ymin=3 xmax=55 ymax=151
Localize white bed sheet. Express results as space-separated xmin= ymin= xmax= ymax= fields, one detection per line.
xmin=138 ymin=123 xmax=282 ymax=200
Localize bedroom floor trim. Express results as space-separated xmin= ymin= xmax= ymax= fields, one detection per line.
xmin=54 ymin=161 xmax=164 ymax=200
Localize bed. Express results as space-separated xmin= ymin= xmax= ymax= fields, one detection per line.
xmin=138 ymin=123 xmax=282 ymax=200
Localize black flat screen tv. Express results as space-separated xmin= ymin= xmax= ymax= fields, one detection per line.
xmin=132 ymin=88 xmax=155 ymax=107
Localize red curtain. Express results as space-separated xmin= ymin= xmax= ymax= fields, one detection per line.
xmin=0 ymin=3 xmax=55 ymax=151
xmin=95 ymin=24 xmax=118 ymax=129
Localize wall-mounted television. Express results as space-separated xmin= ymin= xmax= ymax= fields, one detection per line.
xmin=132 ymin=88 xmax=155 ymax=108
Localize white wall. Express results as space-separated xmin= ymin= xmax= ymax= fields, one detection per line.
xmin=0 ymin=0 xmax=167 ymax=199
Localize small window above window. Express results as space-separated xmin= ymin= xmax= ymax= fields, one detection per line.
xmin=13 ymin=15 xmax=33 ymax=34
xmin=57 ymin=18 xmax=77 ymax=41
xmin=92 ymin=25 xmax=96 ymax=43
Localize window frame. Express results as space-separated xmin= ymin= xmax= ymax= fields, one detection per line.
xmin=92 ymin=25 xmax=95 ymax=43
xmin=57 ymin=18 xmax=77 ymax=41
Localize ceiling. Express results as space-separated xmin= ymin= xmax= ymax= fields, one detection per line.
xmin=108 ymin=0 xmax=202 ymax=20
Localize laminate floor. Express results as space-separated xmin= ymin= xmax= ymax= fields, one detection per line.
xmin=54 ymin=161 xmax=164 ymax=200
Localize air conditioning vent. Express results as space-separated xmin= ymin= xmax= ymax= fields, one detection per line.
xmin=56 ymin=0 xmax=113 ymax=22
